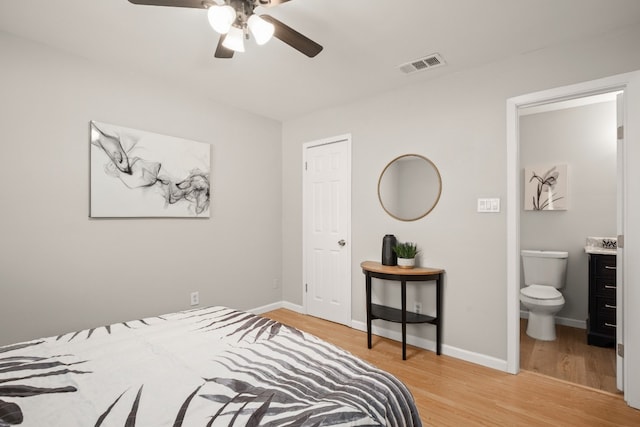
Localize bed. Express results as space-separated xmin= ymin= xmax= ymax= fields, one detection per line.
xmin=0 ymin=306 xmax=421 ymax=426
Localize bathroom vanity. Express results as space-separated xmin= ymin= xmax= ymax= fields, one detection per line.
xmin=587 ymin=253 xmax=617 ymax=347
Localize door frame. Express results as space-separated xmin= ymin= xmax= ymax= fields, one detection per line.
xmin=506 ymin=71 xmax=640 ymax=407
xmin=616 ymin=92 xmax=625 ymax=391
xmin=302 ymin=134 xmax=352 ymax=323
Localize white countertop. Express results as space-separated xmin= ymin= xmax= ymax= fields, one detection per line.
xmin=584 ymin=246 xmax=617 ymax=255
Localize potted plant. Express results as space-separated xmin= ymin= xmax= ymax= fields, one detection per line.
xmin=393 ymin=242 xmax=419 ymax=269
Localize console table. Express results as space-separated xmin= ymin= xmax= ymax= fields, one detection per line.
xmin=361 ymin=261 xmax=444 ymax=360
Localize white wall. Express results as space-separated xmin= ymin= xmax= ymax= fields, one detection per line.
xmin=0 ymin=32 xmax=283 ymax=346
xmin=282 ymin=24 xmax=640 ymax=361
xmin=520 ymin=101 xmax=617 ymax=325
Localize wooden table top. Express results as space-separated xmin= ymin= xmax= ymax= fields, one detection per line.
xmin=361 ymin=261 xmax=444 ymax=276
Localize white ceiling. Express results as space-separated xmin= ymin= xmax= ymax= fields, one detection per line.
xmin=1 ymin=0 xmax=640 ymax=121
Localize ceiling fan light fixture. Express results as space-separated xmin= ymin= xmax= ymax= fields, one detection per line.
xmin=208 ymin=4 xmax=236 ymax=34
xmin=247 ymin=14 xmax=275 ymax=45
xmin=222 ymin=25 xmax=245 ymax=52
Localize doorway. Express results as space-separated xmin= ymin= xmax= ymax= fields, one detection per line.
xmin=506 ymin=70 xmax=640 ymax=410
xmin=302 ymin=134 xmax=352 ymax=326
xmin=517 ymin=94 xmax=619 ymax=393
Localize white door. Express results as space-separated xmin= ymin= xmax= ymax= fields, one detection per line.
xmin=303 ymin=135 xmax=351 ymax=326
xmin=616 ymin=92 xmax=625 ymax=391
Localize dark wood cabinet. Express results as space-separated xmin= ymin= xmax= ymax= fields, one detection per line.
xmin=587 ymin=253 xmax=616 ymax=347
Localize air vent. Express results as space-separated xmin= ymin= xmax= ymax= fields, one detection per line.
xmin=398 ymin=53 xmax=446 ymax=74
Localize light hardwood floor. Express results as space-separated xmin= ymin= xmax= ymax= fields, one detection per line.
xmin=520 ymin=319 xmax=618 ymax=394
xmin=262 ymin=309 xmax=640 ymax=426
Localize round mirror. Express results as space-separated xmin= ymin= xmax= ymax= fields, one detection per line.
xmin=377 ymin=154 xmax=442 ymax=221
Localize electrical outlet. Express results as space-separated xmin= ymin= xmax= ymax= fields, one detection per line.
xmin=414 ymin=302 xmax=422 ymax=314
xmin=190 ymin=291 xmax=199 ymax=306
xmin=272 ymin=278 xmax=279 ymax=289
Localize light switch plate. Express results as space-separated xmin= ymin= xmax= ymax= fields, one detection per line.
xmin=477 ymin=198 xmax=500 ymax=213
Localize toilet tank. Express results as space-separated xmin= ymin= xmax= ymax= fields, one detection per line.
xmin=521 ymin=250 xmax=568 ymax=289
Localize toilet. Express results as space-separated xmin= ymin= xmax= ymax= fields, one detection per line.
xmin=520 ymin=250 xmax=568 ymax=341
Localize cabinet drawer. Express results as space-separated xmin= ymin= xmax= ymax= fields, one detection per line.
xmin=594 ymin=255 xmax=617 ymax=278
xmin=596 ymin=297 xmax=617 ymax=319
xmin=594 ymin=277 xmax=617 ymax=297
xmin=593 ymin=317 xmax=617 ymax=334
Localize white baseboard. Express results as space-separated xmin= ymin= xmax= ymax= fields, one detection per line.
xmin=351 ymin=320 xmax=508 ymax=372
xmin=351 ymin=319 xmax=436 ymax=352
xmin=252 ymin=301 xmax=508 ymax=372
xmin=248 ymin=301 xmax=284 ymax=315
xmin=281 ymin=301 xmax=305 ymax=314
xmin=248 ymin=301 xmax=304 ymax=315
xmin=520 ymin=310 xmax=586 ymax=329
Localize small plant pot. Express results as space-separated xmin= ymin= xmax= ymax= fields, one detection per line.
xmin=397 ymin=257 xmax=415 ymax=269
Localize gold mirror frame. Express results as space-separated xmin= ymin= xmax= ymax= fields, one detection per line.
xmin=377 ymin=154 xmax=442 ymax=221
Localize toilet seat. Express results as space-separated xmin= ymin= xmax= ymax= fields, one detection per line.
xmin=520 ymin=285 xmax=565 ymax=307
xmin=521 ymin=284 xmax=563 ymax=300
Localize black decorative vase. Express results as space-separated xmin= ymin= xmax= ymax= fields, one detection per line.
xmin=382 ymin=234 xmax=397 ymax=266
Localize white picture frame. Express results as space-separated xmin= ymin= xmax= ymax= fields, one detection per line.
xmin=524 ymin=164 xmax=567 ymax=211
xmin=90 ymin=121 xmax=211 ymax=218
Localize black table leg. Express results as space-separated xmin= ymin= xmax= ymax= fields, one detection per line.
xmin=366 ymin=273 xmax=372 ymax=349
xmin=401 ymin=280 xmax=407 ymax=360
xmin=436 ymin=274 xmax=442 ymax=355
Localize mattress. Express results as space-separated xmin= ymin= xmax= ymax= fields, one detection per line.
xmin=0 ymin=306 xmax=421 ymax=426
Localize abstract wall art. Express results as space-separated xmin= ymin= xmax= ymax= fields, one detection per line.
xmin=524 ymin=164 xmax=568 ymax=211
xmin=90 ymin=121 xmax=211 ymax=218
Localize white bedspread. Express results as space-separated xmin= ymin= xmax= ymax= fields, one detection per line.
xmin=0 ymin=307 xmax=421 ymax=426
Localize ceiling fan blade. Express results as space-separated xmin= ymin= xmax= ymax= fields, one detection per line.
xmin=214 ymin=35 xmax=235 ymax=59
xmin=260 ymin=14 xmax=323 ymax=58
xmin=127 ymin=0 xmax=209 ymax=8
xmin=256 ymin=0 xmax=292 ymax=7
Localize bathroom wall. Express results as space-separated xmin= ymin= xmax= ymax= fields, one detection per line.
xmin=519 ymin=100 xmax=617 ymax=325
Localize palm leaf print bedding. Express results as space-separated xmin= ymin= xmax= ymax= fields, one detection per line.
xmin=0 ymin=307 xmax=421 ymax=426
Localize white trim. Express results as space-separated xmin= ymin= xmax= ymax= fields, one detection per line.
xmin=350 ymin=319 xmax=436 ymax=352
xmin=506 ymin=94 xmax=520 ymax=375
xmin=519 ymin=310 xmax=586 ymax=329
xmin=443 ymin=345 xmax=507 ymax=372
xmin=248 ymin=301 xmax=304 ymax=315
xmin=302 ymin=134 xmax=352 ymax=324
xmin=507 ymin=70 xmax=640 ymax=409
xmin=519 ymin=91 xmax=621 ymax=116
xmin=351 ymin=320 xmax=507 ymax=371
xmin=281 ymin=301 xmax=305 ymax=314
xmin=616 ymin=92 xmax=625 ymax=392
xmin=253 ymin=302 xmax=507 ymax=371
xmin=622 ymin=71 xmax=640 ymax=409
xmin=247 ymin=301 xmax=285 ymax=315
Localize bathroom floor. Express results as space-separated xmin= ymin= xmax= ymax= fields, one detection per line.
xmin=520 ymin=319 xmax=619 ymax=394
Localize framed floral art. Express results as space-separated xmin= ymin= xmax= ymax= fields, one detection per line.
xmin=524 ymin=164 xmax=567 ymax=211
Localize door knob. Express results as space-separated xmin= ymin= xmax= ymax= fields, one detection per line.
xmin=338 ymin=239 xmax=346 ymax=247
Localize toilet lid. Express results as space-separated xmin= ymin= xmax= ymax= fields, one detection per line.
xmin=521 ymin=285 xmax=562 ymax=300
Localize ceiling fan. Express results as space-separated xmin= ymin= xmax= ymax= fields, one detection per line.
xmin=127 ymin=0 xmax=323 ymax=59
